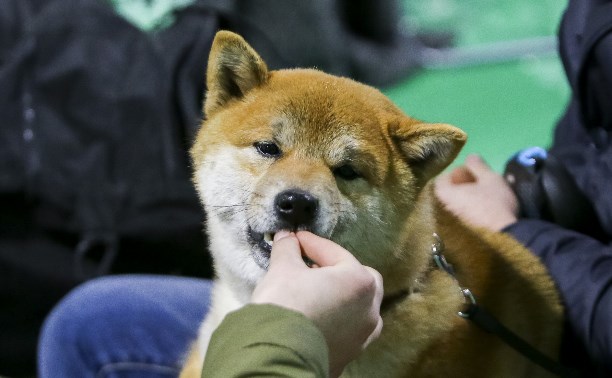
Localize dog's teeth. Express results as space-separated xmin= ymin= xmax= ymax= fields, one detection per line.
xmin=264 ymin=233 xmax=274 ymax=246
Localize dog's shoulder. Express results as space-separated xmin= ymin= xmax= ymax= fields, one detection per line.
xmin=405 ymin=198 xmax=564 ymax=377
xmin=435 ymin=198 xmax=560 ymax=307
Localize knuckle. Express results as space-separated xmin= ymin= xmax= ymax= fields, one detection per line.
xmin=355 ymin=270 xmax=378 ymax=297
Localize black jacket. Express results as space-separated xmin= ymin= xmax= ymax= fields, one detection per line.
xmin=505 ymin=0 xmax=612 ymax=375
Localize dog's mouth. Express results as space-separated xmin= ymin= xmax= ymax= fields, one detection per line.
xmin=248 ymin=228 xmax=276 ymax=269
xmin=247 ymin=227 xmax=316 ymax=269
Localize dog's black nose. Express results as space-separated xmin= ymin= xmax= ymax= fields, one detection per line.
xmin=274 ymin=190 xmax=319 ymax=229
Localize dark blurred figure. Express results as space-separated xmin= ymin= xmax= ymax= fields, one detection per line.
xmin=228 ymin=0 xmax=450 ymax=86
xmin=436 ymin=0 xmax=612 ymax=376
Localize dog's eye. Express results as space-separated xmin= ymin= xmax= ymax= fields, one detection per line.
xmin=333 ymin=164 xmax=361 ymax=180
xmin=254 ymin=141 xmax=281 ymax=157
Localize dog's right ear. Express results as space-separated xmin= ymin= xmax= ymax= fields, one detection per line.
xmin=391 ymin=120 xmax=467 ymax=185
xmin=204 ymin=31 xmax=269 ymax=117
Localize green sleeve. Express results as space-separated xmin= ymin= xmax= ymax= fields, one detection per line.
xmin=201 ymin=304 xmax=330 ymax=378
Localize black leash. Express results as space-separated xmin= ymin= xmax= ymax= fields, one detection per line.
xmin=431 ymin=234 xmax=581 ymax=378
xmin=461 ymin=303 xmax=580 ymax=378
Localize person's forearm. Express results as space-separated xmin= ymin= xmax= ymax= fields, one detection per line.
xmin=505 ymin=219 xmax=612 ymax=370
xmin=202 ymin=304 xmax=329 ymax=378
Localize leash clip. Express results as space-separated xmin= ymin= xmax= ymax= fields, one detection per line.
xmin=432 ymin=233 xmax=455 ymax=276
xmin=431 ymin=233 xmax=477 ymax=317
xmin=458 ymin=288 xmax=477 ymax=318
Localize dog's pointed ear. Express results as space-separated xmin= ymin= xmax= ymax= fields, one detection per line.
xmin=204 ymin=31 xmax=269 ymax=117
xmin=391 ymin=120 xmax=467 ymax=184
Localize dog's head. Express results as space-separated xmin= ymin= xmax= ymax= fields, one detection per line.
xmin=191 ymin=31 xmax=466 ymax=287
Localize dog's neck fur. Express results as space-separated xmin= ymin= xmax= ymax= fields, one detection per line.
xmin=381 ymin=183 xmax=439 ymax=298
xmin=206 ymin=218 xmax=262 ymax=304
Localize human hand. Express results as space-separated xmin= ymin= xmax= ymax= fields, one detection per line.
xmin=251 ymin=230 xmax=384 ymax=378
xmin=435 ymin=154 xmax=519 ymax=231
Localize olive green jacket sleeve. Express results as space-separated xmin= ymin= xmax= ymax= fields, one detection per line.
xmin=202 ymin=304 xmax=330 ymax=377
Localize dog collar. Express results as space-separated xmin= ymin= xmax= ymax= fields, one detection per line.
xmin=380 ymin=233 xmax=449 ymax=313
xmin=381 ymin=233 xmax=477 ymax=314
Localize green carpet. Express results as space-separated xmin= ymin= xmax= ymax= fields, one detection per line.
xmin=384 ymin=0 xmax=570 ymax=171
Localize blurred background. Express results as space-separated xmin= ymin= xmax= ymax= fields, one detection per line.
xmin=110 ymin=0 xmax=571 ymax=171
xmin=387 ymin=0 xmax=569 ymax=171
xmin=0 ymin=0 xmax=572 ymax=376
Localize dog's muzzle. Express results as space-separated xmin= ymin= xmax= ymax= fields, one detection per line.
xmin=247 ymin=189 xmax=320 ymax=269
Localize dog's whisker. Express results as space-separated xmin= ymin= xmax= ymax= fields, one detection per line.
xmin=208 ymin=204 xmax=251 ymax=208
xmin=232 ymin=187 xmax=265 ymax=199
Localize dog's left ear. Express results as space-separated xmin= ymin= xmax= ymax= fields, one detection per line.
xmin=204 ymin=31 xmax=269 ymax=117
xmin=391 ymin=120 xmax=467 ymax=184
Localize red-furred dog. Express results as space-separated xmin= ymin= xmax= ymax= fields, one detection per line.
xmin=181 ymin=31 xmax=562 ymax=377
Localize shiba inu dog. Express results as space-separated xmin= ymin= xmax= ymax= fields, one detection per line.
xmin=181 ymin=31 xmax=562 ymax=377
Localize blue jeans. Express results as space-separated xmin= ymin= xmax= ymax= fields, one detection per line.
xmin=38 ymin=275 xmax=212 ymax=378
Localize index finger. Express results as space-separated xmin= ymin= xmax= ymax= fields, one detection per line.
xmin=295 ymin=231 xmax=359 ymax=267
xmin=365 ymin=266 xmax=384 ymax=307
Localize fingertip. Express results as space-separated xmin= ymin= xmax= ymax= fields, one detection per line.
xmin=465 ymin=154 xmax=496 ymax=177
xmin=364 ymin=266 xmax=383 ymax=285
xmin=269 ymin=232 xmax=302 ymax=266
xmin=295 ymin=230 xmax=315 ymax=240
xmin=466 ymin=154 xmax=488 ymax=168
xmin=294 ymin=230 xmax=321 ymax=247
xmin=364 ymin=266 xmax=384 ymax=302
xmin=295 ymin=232 xmax=354 ymax=267
xmin=273 ymin=230 xmax=294 ymax=242
xmin=449 ymin=166 xmax=476 ymax=184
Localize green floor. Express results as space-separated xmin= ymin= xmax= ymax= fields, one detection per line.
xmin=384 ymin=0 xmax=570 ymax=171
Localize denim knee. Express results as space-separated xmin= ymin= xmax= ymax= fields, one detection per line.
xmin=38 ymin=275 xmax=212 ymax=378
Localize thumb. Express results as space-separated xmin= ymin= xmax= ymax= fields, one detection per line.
xmin=449 ymin=166 xmax=476 ymax=184
xmin=269 ymin=231 xmax=304 ymax=269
